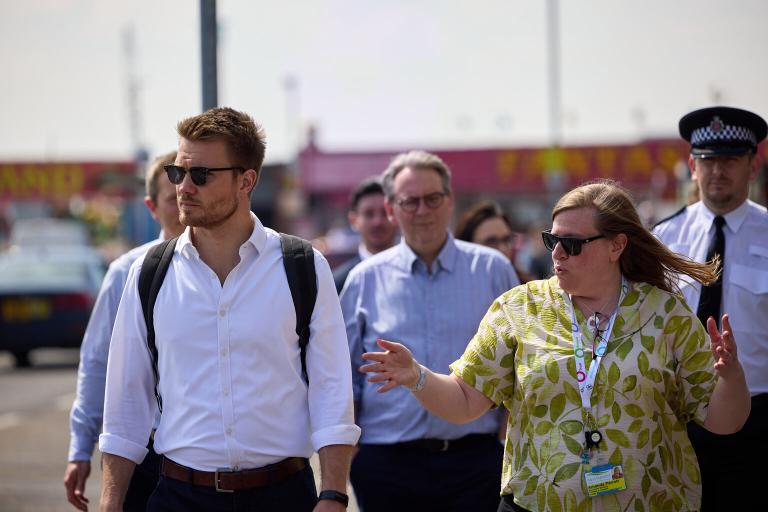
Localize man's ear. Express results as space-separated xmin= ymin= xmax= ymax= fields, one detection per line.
xmin=348 ymin=210 xmax=359 ymax=232
xmin=688 ymin=155 xmax=699 ymax=182
xmin=384 ymin=198 xmax=397 ymax=225
xmin=241 ymin=169 xmax=259 ymax=194
xmin=144 ymin=196 xmax=159 ymax=221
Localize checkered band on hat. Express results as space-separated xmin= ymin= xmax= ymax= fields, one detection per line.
xmin=690 ymin=123 xmax=757 ymax=146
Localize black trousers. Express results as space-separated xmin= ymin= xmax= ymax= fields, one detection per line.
xmin=497 ymin=494 xmax=531 ymax=512
xmin=688 ymin=393 xmax=768 ymax=511
xmin=123 ymin=441 xmax=161 ymax=512
xmin=351 ymin=434 xmax=503 ymax=512
xmin=146 ymin=464 xmax=317 ymax=512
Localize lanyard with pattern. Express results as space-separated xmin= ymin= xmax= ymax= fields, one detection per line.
xmin=565 ymin=277 xmax=627 ymax=456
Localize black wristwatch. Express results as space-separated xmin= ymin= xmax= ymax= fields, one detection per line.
xmin=318 ymin=490 xmax=349 ymax=507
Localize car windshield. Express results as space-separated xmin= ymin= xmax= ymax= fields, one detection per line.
xmin=0 ymin=260 xmax=92 ymax=290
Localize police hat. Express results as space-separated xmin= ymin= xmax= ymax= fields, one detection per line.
xmin=679 ymin=106 xmax=767 ymax=157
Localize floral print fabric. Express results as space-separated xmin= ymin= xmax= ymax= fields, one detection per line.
xmin=450 ymin=277 xmax=717 ymax=512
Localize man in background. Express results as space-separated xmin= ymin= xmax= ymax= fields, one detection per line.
xmin=333 ymin=177 xmax=397 ymax=293
xmin=64 ymin=151 xmax=184 ymax=511
xmin=653 ymin=105 xmax=767 ymax=511
xmin=341 ymin=150 xmax=519 ymax=511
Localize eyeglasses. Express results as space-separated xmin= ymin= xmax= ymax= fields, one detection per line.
xmin=395 ymin=191 xmax=447 ymax=213
xmin=479 ymin=234 xmax=516 ymax=249
xmin=541 ymin=230 xmax=606 ymax=256
xmin=164 ymin=165 xmax=245 ymax=186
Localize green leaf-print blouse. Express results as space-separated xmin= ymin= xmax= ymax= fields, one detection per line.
xmin=450 ymin=277 xmax=717 ymax=512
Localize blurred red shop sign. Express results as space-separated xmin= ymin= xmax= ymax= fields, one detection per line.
xmin=0 ymin=162 xmax=140 ymax=200
xmin=298 ymin=139 xmax=703 ymax=197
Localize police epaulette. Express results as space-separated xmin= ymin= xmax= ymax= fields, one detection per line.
xmin=652 ymin=206 xmax=687 ymax=230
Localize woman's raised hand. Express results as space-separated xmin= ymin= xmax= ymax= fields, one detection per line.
xmin=707 ymin=314 xmax=740 ymax=377
xmin=360 ymin=339 xmax=420 ymax=393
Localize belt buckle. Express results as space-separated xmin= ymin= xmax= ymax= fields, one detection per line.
xmin=214 ymin=469 xmax=234 ymax=493
xmin=441 ymin=440 xmax=449 ymax=452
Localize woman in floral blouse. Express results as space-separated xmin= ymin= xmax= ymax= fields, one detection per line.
xmin=360 ymin=180 xmax=750 ymax=512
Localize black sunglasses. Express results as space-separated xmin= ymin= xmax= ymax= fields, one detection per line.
xmin=164 ymin=165 xmax=245 ymax=186
xmin=541 ymin=230 xmax=606 ymax=256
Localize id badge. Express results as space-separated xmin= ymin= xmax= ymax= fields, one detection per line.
xmin=583 ymin=464 xmax=626 ymax=497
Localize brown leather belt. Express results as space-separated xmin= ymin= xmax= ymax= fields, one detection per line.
xmin=160 ymin=456 xmax=307 ymax=493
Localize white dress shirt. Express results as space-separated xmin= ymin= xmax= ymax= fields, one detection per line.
xmin=99 ymin=215 xmax=360 ymax=470
xmin=68 ymin=236 xmax=163 ymax=462
xmin=653 ymin=200 xmax=768 ymax=395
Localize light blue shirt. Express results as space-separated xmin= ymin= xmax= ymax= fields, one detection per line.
xmin=68 ymin=237 xmax=163 ymax=461
xmin=340 ymin=234 xmax=519 ymax=444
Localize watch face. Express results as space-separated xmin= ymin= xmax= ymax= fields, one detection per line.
xmin=590 ymin=431 xmax=602 ymax=444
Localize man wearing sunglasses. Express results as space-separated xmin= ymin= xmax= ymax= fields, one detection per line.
xmin=653 ymin=106 xmax=768 ymax=511
xmin=340 ymin=150 xmax=519 ymax=511
xmin=98 ymin=107 xmax=359 ymax=512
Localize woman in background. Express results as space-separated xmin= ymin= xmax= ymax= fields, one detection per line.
xmin=455 ymin=200 xmax=532 ymax=282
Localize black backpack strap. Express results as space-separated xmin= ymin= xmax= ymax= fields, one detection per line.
xmin=279 ymin=233 xmax=318 ymax=384
xmin=137 ymin=236 xmax=178 ymax=413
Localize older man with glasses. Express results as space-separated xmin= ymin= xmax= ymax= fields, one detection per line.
xmin=340 ymin=150 xmax=519 ymax=512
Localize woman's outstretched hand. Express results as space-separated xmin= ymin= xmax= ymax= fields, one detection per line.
xmin=707 ymin=314 xmax=741 ymax=377
xmin=360 ymin=339 xmax=420 ymax=393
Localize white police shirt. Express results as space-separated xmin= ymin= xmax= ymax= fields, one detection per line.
xmin=653 ymin=200 xmax=768 ymax=395
xmin=99 ymin=214 xmax=360 ymax=470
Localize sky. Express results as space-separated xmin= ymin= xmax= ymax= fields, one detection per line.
xmin=2 ymin=0 xmax=767 ymax=165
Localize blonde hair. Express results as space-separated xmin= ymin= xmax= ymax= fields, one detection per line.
xmin=145 ymin=151 xmax=177 ymax=203
xmin=553 ymin=180 xmax=718 ymax=293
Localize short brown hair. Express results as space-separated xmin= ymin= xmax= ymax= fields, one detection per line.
xmin=381 ymin=150 xmax=452 ymax=200
xmin=176 ymin=107 xmax=267 ymax=172
xmin=145 ymin=150 xmax=177 ymax=203
xmin=553 ymin=179 xmax=718 ymax=293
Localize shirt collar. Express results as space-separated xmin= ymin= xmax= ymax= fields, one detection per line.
xmin=700 ymin=200 xmax=750 ymax=233
xmin=394 ymin=232 xmax=456 ymax=273
xmin=358 ymin=244 xmax=372 ymax=260
xmin=176 ymin=212 xmax=266 ymax=257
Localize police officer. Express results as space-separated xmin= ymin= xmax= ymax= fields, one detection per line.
xmin=653 ymin=106 xmax=768 ymax=511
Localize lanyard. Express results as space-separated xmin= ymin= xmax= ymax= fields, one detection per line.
xmin=566 ymin=278 xmax=627 ymax=411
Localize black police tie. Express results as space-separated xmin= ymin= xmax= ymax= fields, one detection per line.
xmin=696 ymin=215 xmax=725 ymax=329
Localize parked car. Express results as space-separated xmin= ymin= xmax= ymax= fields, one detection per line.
xmin=9 ymin=218 xmax=91 ymax=247
xmin=0 ymin=245 xmax=105 ymax=367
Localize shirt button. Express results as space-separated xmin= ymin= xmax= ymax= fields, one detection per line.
xmin=226 ymin=428 xmax=232 ymax=435
xmin=223 ymin=389 xmax=230 ymax=396
xmin=219 ymin=309 xmax=226 ymax=317
xmin=221 ymin=349 xmax=227 ymax=357
xmin=233 ymin=465 xmax=240 ymax=471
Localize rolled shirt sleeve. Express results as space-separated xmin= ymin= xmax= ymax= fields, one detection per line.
xmin=98 ymin=258 xmax=158 ymax=464
xmin=306 ymin=251 xmax=361 ymax=449
xmin=68 ymin=264 xmax=123 ymax=461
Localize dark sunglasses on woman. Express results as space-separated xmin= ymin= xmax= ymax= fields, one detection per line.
xmin=541 ymin=230 xmax=605 ymax=256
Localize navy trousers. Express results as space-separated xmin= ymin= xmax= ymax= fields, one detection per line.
xmin=146 ymin=464 xmax=317 ymax=512
xmin=123 ymin=441 xmax=161 ymax=512
xmin=351 ymin=434 xmax=503 ymax=512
